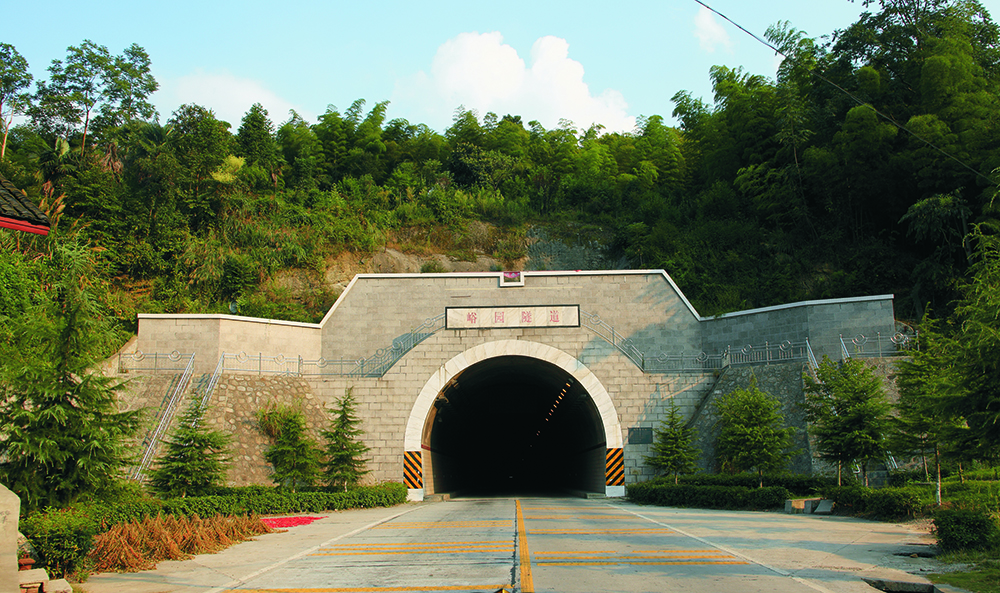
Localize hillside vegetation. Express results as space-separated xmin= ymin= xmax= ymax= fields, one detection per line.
xmin=1 ymin=1 xmax=998 ymax=353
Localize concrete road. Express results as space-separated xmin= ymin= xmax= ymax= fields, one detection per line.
xmin=80 ymin=498 xmax=939 ymax=593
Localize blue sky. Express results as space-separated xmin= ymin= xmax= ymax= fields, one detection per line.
xmin=6 ymin=0 xmax=999 ymax=134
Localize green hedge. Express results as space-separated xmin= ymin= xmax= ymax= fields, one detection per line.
xmin=627 ymin=482 xmax=790 ymax=510
xmin=934 ymin=507 xmax=1000 ymax=551
xmin=22 ymin=482 xmax=407 ymax=576
xmin=823 ymin=485 xmax=922 ymax=519
xmin=88 ymin=482 xmax=407 ymax=527
xmin=658 ymin=473 xmax=834 ymax=495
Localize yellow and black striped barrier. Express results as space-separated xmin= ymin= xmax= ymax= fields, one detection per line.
xmin=403 ymin=450 xmax=423 ymax=489
xmin=605 ymin=448 xmax=624 ymax=486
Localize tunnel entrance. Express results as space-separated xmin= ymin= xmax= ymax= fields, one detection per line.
xmin=423 ymin=355 xmax=607 ymax=497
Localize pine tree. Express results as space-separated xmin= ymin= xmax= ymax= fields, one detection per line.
xmin=147 ymin=397 xmax=231 ymax=498
xmin=321 ymin=388 xmax=370 ymax=491
xmin=644 ymin=402 xmax=698 ymax=484
xmin=257 ymin=404 xmax=320 ymax=492
xmin=0 ymin=244 xmax=139 ymax=511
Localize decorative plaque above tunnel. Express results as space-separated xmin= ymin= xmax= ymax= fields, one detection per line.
xmin=445 ymin=305 xmax=580 ymax=329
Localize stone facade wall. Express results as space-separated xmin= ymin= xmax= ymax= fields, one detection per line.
xmin=319 ymin=272 xmax=702 ymax=363
xmin=202 ymin=375 xmax=329 ymax=487
xmin=701 ymin=296 xmax=896 ymax=361
xmin=688 ymin=363 xmax=813 ymax=474
xmin=136 ymin=315 xmax=322 ymax=374
xmin=125 ymin=271 xmax=899 ymax=490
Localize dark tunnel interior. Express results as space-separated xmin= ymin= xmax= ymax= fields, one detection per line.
xmin=427 ymin=355 xmax=607 ymax=497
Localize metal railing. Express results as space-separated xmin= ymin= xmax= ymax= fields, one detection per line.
xmin=580 ymin=311 xmax=645 ymax=368
xmin=199 ymin=353 xmax=227 ymax=408
xmin=119 ymin=350 xmax=194 ymax=373
xmin=641 ymin=351 xmax=726 ymax=373
xmin=131 ymin=353 xmax=196 ymax=480
xmin=840 ymin=332 xmax=916 ymax=359
xmin=725 ymin=340 xmax=814 ymax=367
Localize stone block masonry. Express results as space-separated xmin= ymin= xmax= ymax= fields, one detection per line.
xmin=126 ymin=270 xmax=897 ymax=493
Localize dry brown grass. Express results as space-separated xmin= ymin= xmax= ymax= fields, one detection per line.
xmin=89 ymin=514 xmax=273 ymax=573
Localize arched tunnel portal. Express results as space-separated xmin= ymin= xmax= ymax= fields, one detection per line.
xmin=406 ymin=343 xmax=622 ymax=498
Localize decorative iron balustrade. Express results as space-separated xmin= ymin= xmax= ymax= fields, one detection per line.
xmin=725 ymin=340 xmax=815 ymax=367
xmin=840 ymin=332 xmax=916 ymax=359
xmin=119 ymin=350 xmax=194 ymax=373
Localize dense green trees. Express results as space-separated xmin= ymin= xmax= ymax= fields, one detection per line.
xmin=713 ymin=383 xmax=796 ymax=486
xmin=803 ymin=358 xmax=892 ymax=486
xmin=0 ymin=244 xmax=139 ymax=511
xmin=0 ymin=0 xmax=997 ymax=327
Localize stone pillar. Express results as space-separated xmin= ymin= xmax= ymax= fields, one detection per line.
xmin=0 ymin=484 xmax=19 ymax=593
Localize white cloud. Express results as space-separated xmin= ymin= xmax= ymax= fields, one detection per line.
xmin=694 ymin=6 xmax=732 ymax=53
xmin=393 ymin=32 xmax=635 ymax=134
xmin=154 ymin=70 xmax=308 ymax=129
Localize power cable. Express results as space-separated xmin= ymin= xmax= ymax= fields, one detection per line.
xmin=692 ymin=0 xmax=997 ymax=187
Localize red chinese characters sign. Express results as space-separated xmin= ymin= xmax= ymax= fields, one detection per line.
xmin=446 ymin=305 xmax=579 ymax=329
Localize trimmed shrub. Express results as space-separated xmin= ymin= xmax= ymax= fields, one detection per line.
xmin=824 ymin=485 xmax=869 ymax=514
xmin=824 ymin=485 xmax=922 ymax=519
xmin=863 ymin=487 xmax=922 ymax=520
xmin=19 ymin=507 xmax=99 ymax=578
xmin=86 ymin=482 xmax=408 ymax=526
xmin=627 ymin=482 xmax=790 ymax=510
xmin=22 ymin=482 xmax=408 ymax=576
xmin=669 ymin=473 xmax=834 ymax=495
xmin=934 ymin=507 xmax=1000 ymax=551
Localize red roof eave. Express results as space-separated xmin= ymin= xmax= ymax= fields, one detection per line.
xmin=0 ymin=216 xmax=49 ymax=236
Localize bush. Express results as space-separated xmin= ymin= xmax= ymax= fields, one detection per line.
xmin=669 ymin=473 xmax=834 ymax=495
xmin=627 ymin=482 xmax=790 ymax=510
xmin=19 ymin=507 xmax=99 ymax=577
xmin=85 ymin=482 xmax=408 ymax=526
xmin=22 ymin=482 xmax=408 ymax=575
xmin=863 ymin=487 xmax=923 ymax=520
xmin=824 ymin=485 xmax=922 ymax=519
xmin=934 ymin=507 xmax=1000 ymax=551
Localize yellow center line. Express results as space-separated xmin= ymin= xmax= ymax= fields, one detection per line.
xmin=516 ymin=499 xmax=533 ymax=593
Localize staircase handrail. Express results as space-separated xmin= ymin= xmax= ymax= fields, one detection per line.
xmin=199 ymin=353 xmax=227 ymax=408
xmin=131 ymin=353 xmax=196 ymax=480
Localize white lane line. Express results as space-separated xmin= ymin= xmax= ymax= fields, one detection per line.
xmin=611 ymin=504 xmax=839 ymax=593
xmin=201 ymin=504 xmax=427 ymax=593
